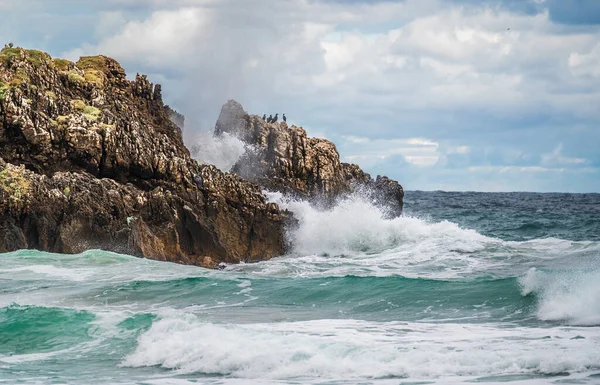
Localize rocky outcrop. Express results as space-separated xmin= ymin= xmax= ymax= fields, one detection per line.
xmin=0 ymin=47 xmax=288 ymax=266
xmin=215 ymin=100 xmax=404 ymax=216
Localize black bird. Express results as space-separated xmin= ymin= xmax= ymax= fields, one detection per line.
xmin=262 ymin=114 xmax=266 ymax=121
xmin=282 ymin=113 xmax=287 ymax=123
xmin=267 ymin=114 xmax=273 ymax=123
xmin=273 ymin=113 xmax=279 ymax=123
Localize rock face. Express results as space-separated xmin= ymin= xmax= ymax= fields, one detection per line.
xmin=0 ymin=47 xmax=288 ymax=266
xmin=215 ymin=100 xmax=404 ymax=216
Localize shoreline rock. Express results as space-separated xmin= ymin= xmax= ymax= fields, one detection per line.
xmin=0 ymin=47 xmax=289 ymax=267
xmin=215 ymin=100 xmax=404 ymax=217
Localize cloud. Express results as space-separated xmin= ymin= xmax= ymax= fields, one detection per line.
xmin=341 ymin=136 xmax=442 ymax=168
xmin=7 ymin=0 xmax=597 ymax=192
xmin=541 ymin=144 xmax=587 ymax=167
xmin=569 ymin=42 xmax=600 ymax=78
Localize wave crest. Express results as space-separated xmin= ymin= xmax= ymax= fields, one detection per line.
xmin=124 ymin=315 xmax=600 ymax=379
xmin=519 ymin=267 xmax=600 ymax=326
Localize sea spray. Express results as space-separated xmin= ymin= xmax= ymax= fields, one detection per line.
xmin=519 ymin=267 xmax=600 ymax=325
xmin=190 ymin=131 xmax=249 ymax=172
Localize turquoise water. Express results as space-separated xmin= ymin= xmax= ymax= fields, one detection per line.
xmin=1 ymin=191 xmax=599 ymax=384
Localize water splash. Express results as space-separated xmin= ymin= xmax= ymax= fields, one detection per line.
xmin=190 ymin=131 xmax=248 ymax=172
xmin=519 ymin=267 xmax=600 ymax=326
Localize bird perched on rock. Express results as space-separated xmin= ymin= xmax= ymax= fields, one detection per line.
xmin=262 ymin=114 xmax=266 ymax=121
xmin=283 ymin=113 xmax=287 ymax=123
xmin=273 ymin=113 xmax=279 ymax=123
xmin=267 ymin=114 xmax=273 ymax=123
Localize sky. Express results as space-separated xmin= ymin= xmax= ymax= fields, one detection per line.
xmin=1 ymin=0 xmax=599 ymax=192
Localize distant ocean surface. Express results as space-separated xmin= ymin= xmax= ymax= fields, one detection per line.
xmin=1 ymin=191 xmax=600 ymax=384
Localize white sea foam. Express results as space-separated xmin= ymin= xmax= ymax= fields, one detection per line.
xmin=124 ymin=315 xmax=600 ymax=380
xmin=519 ymin=267 xmax=600 ymax=326
xmin=272 ymin=192 xmax=493 ymax=256
xmin=190 ymin=131 xmax=248 ymax=172
xmin=226 ymin=191 xmax=600 ymax=279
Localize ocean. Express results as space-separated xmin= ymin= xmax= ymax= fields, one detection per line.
xmin=1 ymin=191 xmax=599 ymax=384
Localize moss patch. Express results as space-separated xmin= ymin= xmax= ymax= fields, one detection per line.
xmin=53 ymin=58 xmax=71 ymax=71
xmin=25 ymin=50 xmax=46 ymax=67
xmin=0 ymin=47 xmax=21 ymax=67
xmin=70 ymin=99 xmax=86 ymax=111
xmin=0 ymin=82 xmax=8 ymax=100
xmin=69 ymin=100 xmax=102 ymax=121
xmin=84 ymin=69 xmax=104 ymax=86
xmin=77 ymin=56 xmax=106 ymax=72
xmin=56 ymin=115 xmax=70 ymax=124
xmin=0 ymin=165 xmax=32 ymax=209
xmin=83 ymin=105 xmax=101 ymax=121
xmin=67 ymin=70 xmax=84 ymax=84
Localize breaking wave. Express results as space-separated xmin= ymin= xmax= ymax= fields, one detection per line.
xmin=520 ymin=267 xmax=600 ymax=326
xmin=238 ymin=192 xmax=599 ymax=280
xmin=124 ymin=315 xmax=600 ymax=380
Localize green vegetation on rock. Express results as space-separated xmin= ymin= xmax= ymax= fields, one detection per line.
xmin=77 ymin=56 xmax=106 ymax=72
xmin=68 ymin=70 xmax=85 ymax=84
xmin=0 ymin=165 xmax=31 ymax=209
xmin=56 ymin=115 xmax=70 ymax=124
xmin=70 ymin=99 xmax=86 ymax=111
xmin=0 ymin=47 xmax=20 ymax=66
xmin=0 ymin=82 xmax=8 ymax=100
xmin=83 ymin=105 xmax=101 ymax=121
xmin=53 ymin=58 xmax=71 ymax=71
xmin=84 ymin=70 xmax=104 ymax=86
xmin=70 ymin=100 xmax=102 ymax=121
xmin=25 ymin=49 xmax=45 ymax=67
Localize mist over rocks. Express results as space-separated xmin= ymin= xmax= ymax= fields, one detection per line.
xmin=215 ymin=100 xmax=404 ymax=217
xmin=0 ymin=47 xmax=289 ymax=267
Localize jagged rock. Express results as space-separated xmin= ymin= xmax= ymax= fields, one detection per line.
xmin=0 ymin=47 xmax=289 ymax=266
xmin=215 ymin=100 xmax=404 ymax=216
